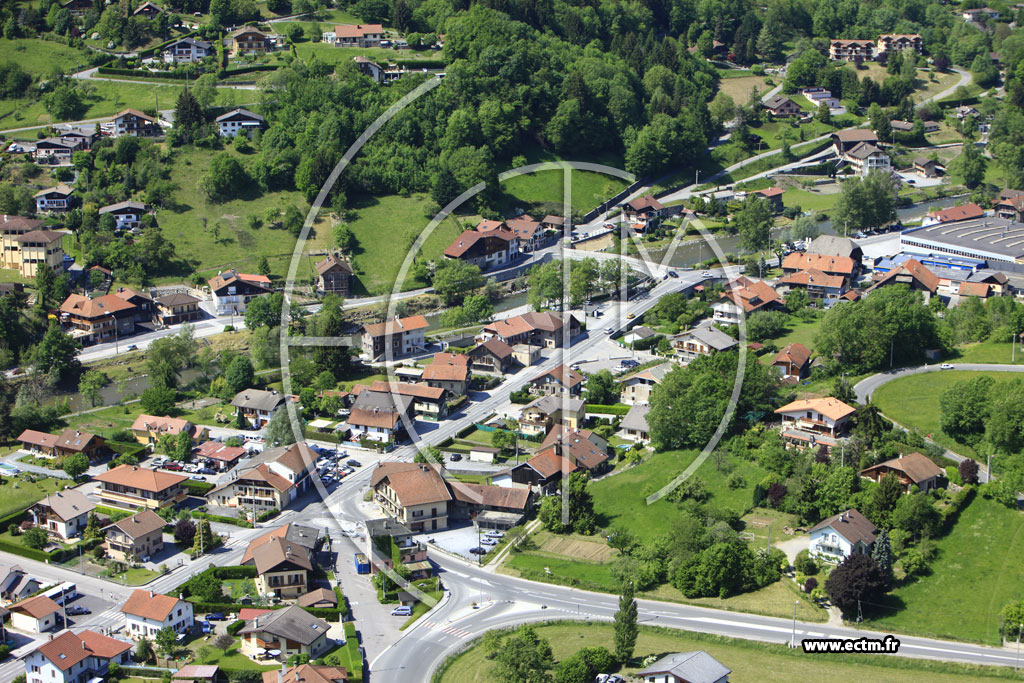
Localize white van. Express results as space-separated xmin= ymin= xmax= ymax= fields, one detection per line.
xmin=390 ymin=606 xmax=412 ymax=616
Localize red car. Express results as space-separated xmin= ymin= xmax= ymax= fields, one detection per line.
xmin=162 ymin=462 xmax=183 ymax=471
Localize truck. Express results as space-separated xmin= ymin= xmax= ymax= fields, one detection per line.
xmin=354 ymin=552 xmax=370 ymax=574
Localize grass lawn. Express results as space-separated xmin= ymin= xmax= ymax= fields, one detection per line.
xmin=0 ymin=38 xmax=90 ymax=77
xmin=222 ymin=577 xmax=257 ymax=599
xmin=437 ymin=621 xmax=1012 ymax=683
xmin=871 ymin=495 xmax=1024 ymax=644
xmin=716 ymin=75 xmax=772 ymax=103
xmin=153 ymin=146 xmax=328 ymax=286
xmin=780 ymin=188 xmax=839 ymax=214
xmin=400 ymin=587 xmax=444 ymax=630
xmin=187 ymin=637 xmax=279 ymax=671
xmin=773 ymin=315 xmax=822 ymax=352
xmin=872 ymin=370 xmax=1024 ymax=459
xmin=953 ymin=340 xmax=1024 ymax=365
xmin=0 ymin=475 xmax=65 ymax=518
xmin=912 ymin=69 xmax=963 ymax=103
xmin=457 ymin=428 xmax=497 ymax=446
xmin=293 ymin=42 xmax=441 ymax=65
xmin=108 ymin=567 xmax=162 ymax=585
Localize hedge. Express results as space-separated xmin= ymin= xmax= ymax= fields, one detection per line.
xmin=183 ymin=479 xmax=215 ymax=496
xmin=193 ymin=511 xmax=253 ymax=528
xmin=107 ymin=440 xmax=148 ymax=460
xmin=120 ymin=667 xmax=174 ymax=678
xmin=393 ymin=59 xmax=445 ymax=69
xmin=222 ymin=64 xmax=279 ymax=77
xmin=213 ymin=566 xmax=258 ymax=579
xmin=585 ymin=404 xmax=631 ymax=416
xmin=256 ymin=508 xmax=280 ymax=523
xmin=0 ymin=537 xmax=65 ymax=563
xmin=227 ymin=619 xmax=245 ymax=635
xmin=304 ymin=428 xmax=342 ymax=444
xmin=97 ymin=67 xmax=193 ymax=80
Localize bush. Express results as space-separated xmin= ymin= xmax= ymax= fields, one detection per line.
xmin=804 ymin=577 xmax=818 ymax=593
xmin=794 ymin=549 xmax=818 ymax=576
xmin=256 ymin=508 xmax=280 ymax=523
xmin=227 ymin=619 xmax=245 ymax=636
xmin=726 ymin=472 xmax=745 ymax=489
xmin=182 ymin=479 xmax=215 ymax=496
xmin=585 ymin=404 xmax=630 ymax=416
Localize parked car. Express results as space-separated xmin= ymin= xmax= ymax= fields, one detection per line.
xmin=701 ymin=270 xmax=712 ymax=277
xmin=201 ymin=621 xmax=212 ymax=634
xmin=198 ymin=467 xmax=216 ymax=475
xmin=469 ymin=546 xmax=488 ymax=555
xmin=125 ymin=344 xmax=138 ymax=351
xmin=605 ymin=327 xmax=615 ymax=335
xmin=66 ymin=605 xmax=90 ymax=615
xmin=390 ymin=606 xmax=412 ymax=616
xmin=481 ymin=537 xmax=498 ymax=546
xmin=485 ymin=530 xmax=504 ymax=538
xmin=162 ymin=462 xmax=183 ymax=471
xmin=205 ymin=612 xmax=226 ymax=621
xmin=667 ymin=270 xmax=678 ymax=278
xmin=346 ymin=459 xmax=361 ymax=467
xmin=449 ymin=453 xmax=462 ymax=462
xmin=190 ymin=475 xmax=205 ymax=481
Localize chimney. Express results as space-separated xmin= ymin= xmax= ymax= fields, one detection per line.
xmin=254 ymin=616 xmax=259 ymax=628
xmin=149 ymin=590 xmax=154 ymax=598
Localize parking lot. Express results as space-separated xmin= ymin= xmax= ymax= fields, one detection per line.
xmin=414 ymin=523 xmax=503 ymax=561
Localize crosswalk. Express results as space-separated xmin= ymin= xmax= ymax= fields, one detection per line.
xmin=419 ymin=620 xmax=472 ymax=639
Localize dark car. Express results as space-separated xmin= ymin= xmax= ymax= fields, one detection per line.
xmin=469 ymin=547 xmax=487 ymax=555
xmin=449 ymin=453 xmax=462 ymax=462
xmin=66 ymin=605 xmax=90 ymax=615
xmin=205 ymin=612 xmax=226 ymax=621
xmin=162 ymin=462 xmax=183 ymax=471
xmin=346 ymin=459 xmax=361 ymax=467
xmin=667 ymin=270 xmax=679 ymax=278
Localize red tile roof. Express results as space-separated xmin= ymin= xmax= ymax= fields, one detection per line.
xmin=121 ymin=589 xmax=183 ymax=622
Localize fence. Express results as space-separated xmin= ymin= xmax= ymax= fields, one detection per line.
xmin=579 ymin=177 xmax=647 ymax=224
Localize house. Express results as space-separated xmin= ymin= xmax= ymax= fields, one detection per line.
xmin=162 ymin=37 xmax=213 ymax=63
xmin=364 ymin=518 xmax=431 ymax=579
xmin=130 ymin=414 xmax=208 ymax=448
xmin=890 ymin=120 xmax=915 ymax=134
xmin=173 ymin=665 xmax=224 ymax=683
xmin=443 ymin=221 xmax=520 ymax=270
xmin=422 ymin=353 xmax=470 ymax=396
xmin=844 ymin=142 xmax=890 ymax=177
xmin=194 ymin=441 xmax=247 ymax=470
xmin=711 ymin=277 xmax=784 ymax=324
xmin=954 ymin=105 xmax=980 ymax=120
xmin=1 ymin=215 xmax=46 ymax=271
xmin=763 ymin=95 xmax=801 ymax=117
xmin=831 ymin=129 xmax=878 ymax=156
xmin=867 ymin=258 xmax=938 ymax=296
xmin=770 ymin=342 xmax=812 ymax=381
xmin=115 ymin=288 xmax=155 ymax=322
xmin=637 ymin=650 xmax=731 ymax=683
xmin=481 ymin=311 xmax=581 ymax=348
xmin=103 ymin=509 xmax=166 ymax=562
xmin=360 ymin=315 xmax=429 ymax=361
xmin=529 ymin=364 xmax=584 ymax=397
xmin=541 ymin=215 xmax=565 ymax=231
xmin=261 ymin=664 xmax=349 ymax=683
xmin=60 ymin=0 xmax=93 ymax=15
xmin=155 ymin=292 xmax=202 ymax=325
xmin=774 ymin=268 xmax=847 ymax=302
xmin=322 ymin=23 xmax=384 ymax=47
xmin=962 ymin=7 xmax=1000 ymax=21
xmin=4 ymin=227 xmax=65 ymax=278
xmin=806 ymin=235 xmax=863 ymax=262
xmin=23 ymin=630 xmax=132 ymax=683
xmin=512 ymin=343 xmax=542 ymax=366
xmin=241 ymin=534 xmax=313 ymax=600
xmin=450 ymin=480 xmax=532 ymax=527
xmin=113 ymin=109 xmax=161 ymax=137
xmin=518 ymin=395 xmax=586 ymax=436
xmin=467 ymin=337 xmax=514 ymax=374
xmin=801 ymin=87 xmax=840 ymax=109
xmin=99 ymin=200 xmax=148 ymax=231
xmin=913 ymin=156 xmax=942 ymax=178
xmin=132 ymin=1 xmax=162 ymax=18
xmin=315 ymin=253 xmax=353 ymax=296
xmin=207 ymin=443 xmax=316 ymax=512
xmin=877 ymin=33 xmax=923 ymax=55
xmin=774 ymin=397 xmax=856 ymax=450
xmin=622 ymin=325 xmax=657 ymax=346
xmin=238 ymin=605 xmax=331 ymax=659
xmin=670 ymin=326 xmax=738 ymax=362
xmin=231 ymin=388 xmax=286 ymax=428
xmin=208 ymin=270 xmax=272 ymax=316
xmin=216 ymin=108 xmax=267 ymax=138
xmin=60 ymin=293 xmax=137 ymax=345
xmin=121 ymin=589 xmax=193 ymax=639
xmin=781 ymin=252 xmax=858 ymax=279
xmin=10 ymin=595 xmax=62 ymax=633
xmin=371 ymin=462 xmax=451 ymax=531
xmin=861 ymin=452 xmax=944 ymax=493
xmin=353 ymin=55 xmax=387 ymax=83
xmin=755 ymin=186 xmax=784 ymax=211
xmin=829 ymin=39 xmax=875 ymax=61
xmin=29 ymin=490 xmax=95 ymax=540
xmin=994 ymin=195 xmax=1024 ymax=222
xmin=298 ymin=588 xmax=339 ymax=609
xmin=505 ymin=433 xmax=609 ymax=492
xmin=622 ymin=196 xmax=665 ymax=225
xmin=809 ymin=509 xmax=877 ymax=562
xmin=34 ymin=184 xmax=74 ymax=212
xmin=0 ymin=564 xmax=41 ymax=604
xmin=507 ymin=215 xmax=547 ymax=252
xmin=229 ymin=26 xmax=273 ymax=55
xmin=93 ymin=465 xmax=186 ymax=511
xmin=364 ymin=380 xmax=450 ymax=421
xmin=621 ymin=404 xmax=651 ymax=443
xmin=345 ymin=388 xmax=414 ymax=442
xmin=619 ymin=361 xmax=673 ymax=406
xmin=925 ymin=203 xmax=984 ymax=225
xmin=18 ymin=428 xmax=106 ymax=461
xmin=33 ymin=137 xmax=83 ymax=164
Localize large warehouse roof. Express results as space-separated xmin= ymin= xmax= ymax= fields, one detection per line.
xmin=901 ymin=218 xmax=1024 ymax=263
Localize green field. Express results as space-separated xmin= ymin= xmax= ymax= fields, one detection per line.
xmin=872 ymin=370 xmax=1022 ymax=458
xmin=871 ymin=496 xmax=1024 ymax=644
xmin=953 ymin=340 xmax=1024 ymax=365
xmin=0 ymin=475 xmax=65 ymax=518
xmin=773 ymin=316 xmax=822 ymax=352
xmin=781 ymin=188 xmax=840 ymax=214
xmin=0 ymin=38 xmax=91 ymax=77
xmin=293 ymin=42 xmax=442 ymax=65
xmin=108 ymin=567 xmax=162 ymax=585
xmin=436 ymin=621 xmax=1010 ymax=683
xmin=187 ymin=636 xmax=278 ymax=671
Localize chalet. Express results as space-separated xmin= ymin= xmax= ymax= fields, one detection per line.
xmin=60 ymin=0 xmax=94 ymax=15
xmin=443 ymin=221 xmax=520 ymax=270
xmin=619 ymin=361 xmax=673 ymax=405
xmin=113 ymin=109 xmax=161 ymax=137
xmin=637 ymin=651 xmax=731 ymax=683
xmin=231 ymin=388 xmax=286 ymax=428
xmin=890 ymin=120 xmax=915 ymax=133
xmin=829 ymin=39 xmax=875 ymax=61
xmin=229 ymin=27 xmax=273 ymax=56
xmin=925 ymin=203 xmax=985 ymax=226
xmin=540 ymin=215 xmax=565 ymax=231
xmin=755 ymin=186 xmax=784 ymax=211
xmin=781 ymin=252 xmax=858 ymax=279
xmin=861 ymin=452 xmax=944 ymax=493
xmin=711 ymin=276 xmax=784 ymax=324
xmin=130 ymin=414 xmax=207 ymax=447
xmin=623 ymin=196 xmax=665 ymax=225
xmin=954 ymin=105 xmax=980 ymax=120
xmin=34 ymin=184 xmax=74 ymax=212
xmin=831 ymin=129 xmax=878 ymax=156
xmin=58 ymin=127 xmax=98 ymax=149
xmin=844 ymin=142 xmax=890 ymax=177
xmin=208 ymin=270 xmax=272 ymax=316
xmin=103 ymin=509 xmax=166 ymax=562
xmin=114 ymin=288 xmax=153 ymax=323
xmin=770 ymin=342 xmax=812 ymax=381
xmin=132 ymin=2 xmax=162 ymax=18
xmin=774 ymin=397 xmax=856 ymax=451
xmin=481 ymin=311 xmax=581 ymax=348
xmin=264 ymin=664 xmax=350 ymax=683
xmin=809 ymin=509 xmax=877 ymax=563
xmin=422 ymin=353 xmax=470 ymax=396
xmin=216 ymin=108 xmax=266 ymax=138
xmin=346 ymin=389 xmax=414 ymax=442
xmin=4 ymin=228 xmax=64 ymax=277
xmin=322 ymin=23 xmax=384 ymax=47
xmin=155 ymin=292 xmax=201 ymax=325
xmin=60 ymin=293 xmax=137 ymax=345
xmin=10 ymin=595 xmax=61 ymax=633
xmin=775 ymin=268 xmax=847 ymax=302
xmin=962 ymin=7 xmax=1000 ymax=21
xmin=467 ymin=337 xmax=514 ymax=374
xmin=518 ymin=395 xmax=585 ymax=436
xmin=207 ymin=444 xmax=316 ymax=512
xmin=370 ymin=462 xmax=452 ymax=531
xmin=99 ymin=201 xmax=148 ymax=231
xmin=121 ymin=589 xmax=193 ymax=639
xmin=297 ymin=588 xmax=339 ymax=610
xmin=0 ymin=564 xmax=40 ymax=604
xmin=670 ymin=326 xmax=737 ymax=362
xmin=867 ymin=258 xmax=938 ymax=296
xmin=353 ymin=55 xmax=387 ymax=83
xmin=913 ymin=156 xmax=942 ymax=178
xmin=241 ymin=534 xmax=313 ymax=600
xmin=33 ymin=137 xmax=83 ymax=164
xmin=162 ymin=37 xmax=213 ymax=63
xmin=315 ymin=253 xmax=353 ymax=296
xmin=238 ymin=605 xmax=331 ymax=659
xmin=450 ymin=480 xmax=532 ymax=527
xmin=876 ymin=34 xmax=922 ymax=55
xmin=360 ymin=315 xmax=428 ymax=361
xmin=620 ymin=404 xmax=651 ymax=443
xmin=994 ymin=195 xmax=1024 ymax=222
xmin=528 ymin=364 xmax=584 ymax=397
xmin=504 ymin=432 xmax=609 ymax=492
xmin=29 ymin=490 xmax=95 ymax=540
xmin=194 ymin=441 xmax=247 ymax=470
xmin=93 ymin=465 xmax=186 ymax=511
xmin=507 ymin=215 xmax=546 ymax=252
xmin=24 ymin=630 xmax=133 ymax=683
xmin=763 ymin=95 xmax=801 ymax=117
xmin=18 ymin=428 xmax=106 ymax=461
xmin=365 ymin=380 xmax=450 ymax=421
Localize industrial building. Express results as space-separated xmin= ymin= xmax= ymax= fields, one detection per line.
xmin=900 ymin=218 xmax=1024 ymax=264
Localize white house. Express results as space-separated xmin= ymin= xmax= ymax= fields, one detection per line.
xmin=230 ymin=388 xmax=287 ymax=429
xmin=808 ymin=509 xmax=877 ymax=562
xmin=23 ymin=629 xmax=133 ymax=683
xmin=10 ymin=595 xmax=62 ymax=633
xmin=98 ymin=201 xmax=148 ymax=231
xmin=637 ymin=650 xmax=731 ymax=683
xmin=121 ymin=589 xmax=194 ymax=639
xmin=29 ymin=489 xmax=95 ymax=540
xmin=34 ymin=185 xmax=74 ymax=213
xmin=216 ymin=108 xmax=267 ymax=138
xmin=774 ymin=397 xmax=855 ymax=438
xmin=801 ymin=87 xmax=840 ymax=110
xmin=162 ymin=37 xmax=213 ymax=63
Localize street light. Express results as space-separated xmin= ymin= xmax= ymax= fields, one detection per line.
xmin=791 ymin=601 xmax=799 ymax=648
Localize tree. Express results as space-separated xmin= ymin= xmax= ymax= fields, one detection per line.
xmin=78 ymin=370 xmax=107 ymax=407
xmin=136 ymin=637 xmax=155 ymax=664
xmin=173 ymin=518 xmax=196 ymax=547
xmin=893 ymin=493 xmax=940 ymax=540
xmin=816 ymin=102 xmax=831 ymax=125
xmin=491 ymin=429 xmax=516 ymax=458
xmin=257 ymin=256 xmax=271 ymax=277
xmin=832 ymin=171 xmax=898 ymax=234
xmin=432 ymin=259 xmax=483 ymax=306
xmin=62 ymin=453 xmax=89 ymax=479
xmin=191 ymin=518 xmax=215 ymax=555
xmin=33 ymin=322 xmax=81 ymax=383
xmin=22 ymin=527 xmax=48 ymax=550
xmin=224 ymin=356 xmax=255 ymax=395
xmin=192 ymin=73 xmax=218 ymax=110
xmin=243 ymin=292 xmax=284 ymax=330
xmin=949 ymin=142 xmax=986 ymax=188
xmin=825 ymin=553 xmax=889 ymax=615
xmin=212 ymin=633 xmax=235 ymax=651
xmin=265 ymin=407 xmax=300 ymax=447
xmin=174 ymin=89 xmax=204 ymax=143
xmin=154 ymin=626 xmax=178 ymax=656
xmin=673 ymin=539 xmax=758 ymax=598
xmin=584 ymin=369 xmax=616 ymax=405
xmin=871 ymin=473 xmax=903 ymax=528
xmin=871 ymin=528 xmax=893 ymax=582
xmin=613 ymin=580 xmax=638 ymax=664
xmin=940 ymin=375 xmax=993 ymax=443
xmin=44 ymin=81 xmax=86 ymax=120
xmin=492 ymin=625 xmax=553 ymax=683
xmin=200 ymin=152 xmax=248 ymax=201
xmin=959 ymin=458 xmax=980 ymax=485
xmin=140 ymin=385 xmax=176 ymax=415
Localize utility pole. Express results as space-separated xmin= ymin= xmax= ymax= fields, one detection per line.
xmin=791 ymin=601 xmax=799 ymax=647
xmin=1017 ymin=624 xmax=1022 ymax=670
xmin=857 ymin=599 xmax=863 ymax=624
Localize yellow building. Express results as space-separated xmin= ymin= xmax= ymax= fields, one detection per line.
xmin=0 ymin=215 xmax=64 ymax=277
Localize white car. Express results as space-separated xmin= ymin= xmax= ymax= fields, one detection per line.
xmin=701 ymin=270 xmax=712 ymax=277
xmin=940 ymin=363 xmax=954 ymax=369
xmin=485 ymin=530 xmax=504 ymax=538
xmin=481 ymin=537 xmax=498 ymax=546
